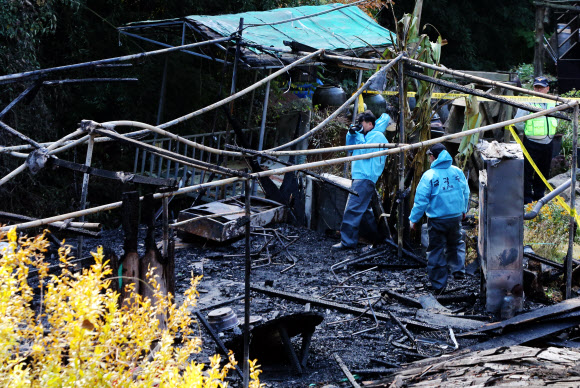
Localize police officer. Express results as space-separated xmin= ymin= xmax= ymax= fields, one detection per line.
xmin=514 ymin=76 xmax=558 ymax=204
xmin=332 ymin=111 xmax=389 ymax=250
xmin=409 ymin=143 xmax=470 ymax=292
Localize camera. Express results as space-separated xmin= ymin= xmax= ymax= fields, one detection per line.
xmin=349 ymin=123 xmax=362 ymax=135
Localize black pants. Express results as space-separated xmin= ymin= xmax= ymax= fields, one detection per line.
xmin=426 ymin=216 xmax=465 ymax=290
xmin=523 ymin=137 xmax=552 ymax=204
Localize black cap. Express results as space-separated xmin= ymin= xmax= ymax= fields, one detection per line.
xmin=533 ymin=76 xmax=549 ymax=87
xmin=427 ymin=143 xmax=446 ymax=158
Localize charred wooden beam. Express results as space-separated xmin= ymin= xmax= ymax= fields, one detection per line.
xmin=194 ymin=310 xmax=244 ymax=379
xmin=48 ymin=157 xmax=178 ymax=187
xmin=333 ymin=353 xmax=362 ymax=388
xmin=0 ymin=83 xmax=40 ymax=120
xmin=381 ymin=290 xmax=422 ymax=308
xmin=383 ymin=239 xmax=427 ymax=266
xmin=524 ymin=251 xmax=567 ymax=270
xmin=435 ymin=293 xmax=478 ymax=305
xmin=251 ymin=285 xmax=441 ymax=330
xmin=0 ymin=121 xmax=44 ymax=149
xmin=353 ymin=368 xmax=399 ymax=375
xmin=464 ymin=297 xmax=580 ymax=334
xmin=404 ymin=69 xmax=570 ymax=121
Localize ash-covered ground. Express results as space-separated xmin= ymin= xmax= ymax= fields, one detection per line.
xmin=79 ymin=221 xmax=492 ymax=388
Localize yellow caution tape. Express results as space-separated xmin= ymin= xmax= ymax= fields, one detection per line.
xmin=357 ymin=90 xmax=578 ymax=103
xmin=507 ymin=125 xmax=580 ymax=225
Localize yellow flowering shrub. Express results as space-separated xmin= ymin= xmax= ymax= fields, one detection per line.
xmin=0 ymin=228 xmax=262 ymax=388
xmin=524 ymin=200 xmax=574 ymax=260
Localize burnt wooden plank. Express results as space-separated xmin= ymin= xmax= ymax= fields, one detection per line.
xmin=464 ymin=297 xmax=580 ymax=334
xmin=251 ymin=285 xmax=441 ymax=330
xmin=459 ymin=321 xmax=578 ymax=352
xmin=382 ymin=289 xmax=422 ymax=308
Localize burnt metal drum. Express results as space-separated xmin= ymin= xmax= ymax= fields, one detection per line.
xmin=207 ymin=307 xmax=239 ymax=332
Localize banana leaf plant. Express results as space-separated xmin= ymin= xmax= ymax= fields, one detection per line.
xmin=379 ymin=1 xmax=443 ymax=220
xmin=455 ymin=92 xmax=483 ymax=171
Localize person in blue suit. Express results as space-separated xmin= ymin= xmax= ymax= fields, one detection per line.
xmin=332 ymin=111 xmax=390 ymax=250
xmin=409 ymin=143 xmax=470 ymax=292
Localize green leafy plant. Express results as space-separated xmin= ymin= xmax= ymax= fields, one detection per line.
xmin=556 ymin=89 xmax=580 ymax=157
xmin=524 ymin=200 xmax=576 ymax=261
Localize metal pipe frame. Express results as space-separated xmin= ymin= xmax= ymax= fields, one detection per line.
xmin=397 ymin=59 xmax=405 ymax=259
xmin=118 ymin=30 xmax=231 ymax=65
xmin=243 ymin=179 xmax=251 ymax=388
xmin=76 ymin=135 xmax=95 ymax=259
xmin=0 ymin=36 xmax=232 ymax=85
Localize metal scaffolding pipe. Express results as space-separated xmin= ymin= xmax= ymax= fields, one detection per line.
xmin=0 ymin=37 xmax=233 ymax=85
xmin=158 ymin=49 xmax=323 ymax=129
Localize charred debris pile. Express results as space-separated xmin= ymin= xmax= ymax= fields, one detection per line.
xmin=2 ymin=4 xmax=580 ymax=387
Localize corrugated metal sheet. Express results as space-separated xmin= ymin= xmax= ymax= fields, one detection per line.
xmin=187 ymin=4 xmax=394 ymax=52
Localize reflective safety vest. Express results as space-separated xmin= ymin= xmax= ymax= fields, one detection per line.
xmin=524 ymin=103 xmax=558 ymax=137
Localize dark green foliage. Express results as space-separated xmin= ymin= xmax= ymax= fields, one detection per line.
xmin=385 ymin=0 xmax=535 ymax=71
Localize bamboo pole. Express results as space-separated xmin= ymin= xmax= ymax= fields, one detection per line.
xmin=0 ymin=128 xmax=147 ymax=154
xmin=85 ymin=125 xmax=246 ymax=177
xmin=268 ymin=54 xmax=404 ymax=151
xmin=565 ymin=104 xmax=578 ymax=299
xmin=403 ymin=57 xmax=573 ymax=104
xmin=405 ymin=70 xmax=568 ymax=120
xmin=0 ymin=37 xmax=233 ymax=85
xmin=0 ymin=129 xmax=85 ymax=186
xmin=251 ymin=102 xmax=579 ymax=179
xmin=158 ymin=49 xmax=323 ymax=129
xmin=0 ymin=177 xmax=241 ymax=232
xmin=4 ymin=101 xmax=577 ymax=232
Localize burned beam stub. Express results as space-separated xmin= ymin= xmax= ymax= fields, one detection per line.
xmin=477 ymin=141 xmax=524 ymax=314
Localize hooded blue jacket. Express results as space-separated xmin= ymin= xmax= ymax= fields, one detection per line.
xmin=346 ymin=114 xmax=389 ymax=183
xmin=409 ymin=150 xmax=470 ymax=223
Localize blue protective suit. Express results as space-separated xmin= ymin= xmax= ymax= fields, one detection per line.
xmin=409 ymin=149 xmax=470 ymax=291
xmin=409 ymin=150 xmax=469 ymax=223
xmin=339 ymin=114 xmax=390 ymax=247
xmin=346 ymin=113 xmax=390 ymax=184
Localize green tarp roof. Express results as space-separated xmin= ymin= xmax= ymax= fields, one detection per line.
xmin=187 ymin=4 xmax=394 ymax=52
